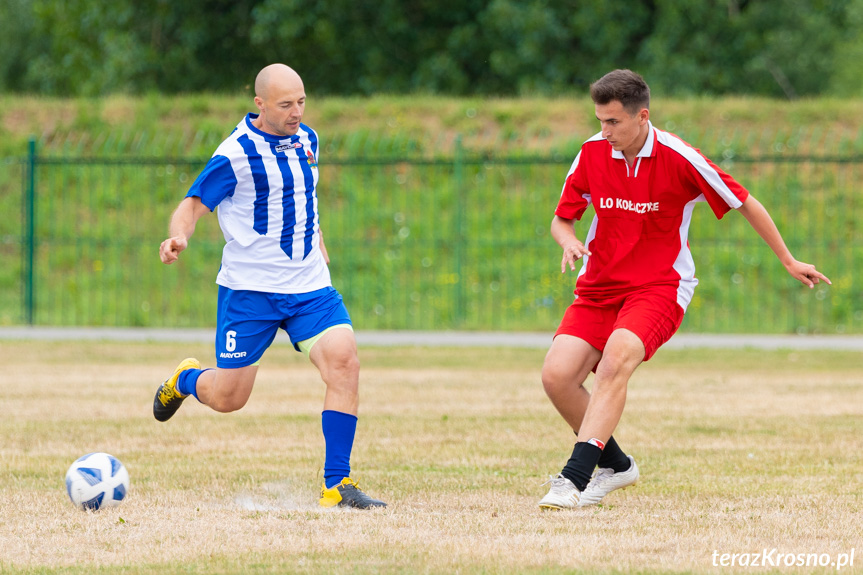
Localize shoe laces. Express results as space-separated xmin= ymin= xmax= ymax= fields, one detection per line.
xmin=588 ymin=468 xmax=615 ymax=488
xmin=157 ymin=382 xmax=181 ymax=406
xmin=338 ymin=478 xmax=383 ymax=506
xmin=542 ymin=474 xmax=576 ymax=493
xmin=540 ymin=474 xmax=560 ymax=487
xmin=337 ymin=477 xmax=362 ymax=491
xmin=334 ymin=477 xmax=371 ymax=498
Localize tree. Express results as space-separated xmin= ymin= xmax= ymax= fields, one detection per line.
xmin=0 ymin=0 xmax=48 ymax=92
xmin=640 ymin=0 xmax=851 ymax=98
xmin=22 ymin=0 xmax=265 ymax=95
xmin=2 ymin=0 xmax=858 ymax=97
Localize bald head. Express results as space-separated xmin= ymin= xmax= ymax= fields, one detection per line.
xmin=254 ymin=64 xmax=303 ymax=100
xmin=252 ymin=64 xmax=306 ymax=137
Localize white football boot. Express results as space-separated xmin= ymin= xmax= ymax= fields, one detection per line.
xmin=538 ymin=474 xmax=581 ymax=510
xmin=578 ymin=455 xmax=639 ymax=507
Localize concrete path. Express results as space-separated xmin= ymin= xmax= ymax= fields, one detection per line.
xmin=1 ymin=326 xmax=862 ymax=350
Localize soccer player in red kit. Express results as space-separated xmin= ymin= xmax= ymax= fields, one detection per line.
xmin=538 ymin=69 xmax=831 ymax=509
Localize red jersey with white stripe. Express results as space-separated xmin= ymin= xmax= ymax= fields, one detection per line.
xmin=555 ymin=121 xmax=749 ymax=311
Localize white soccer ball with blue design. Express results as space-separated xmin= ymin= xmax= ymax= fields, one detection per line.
xmin=65 ymin=452 xmax=130 ymax=511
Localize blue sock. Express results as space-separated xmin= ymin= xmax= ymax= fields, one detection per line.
xmin=322 ymin=410 xmax=357 ymax=489
xmin=176 ymin=368 xmax=209 ymax=401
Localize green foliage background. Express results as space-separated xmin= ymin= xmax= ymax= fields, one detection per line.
xmin=2 ymin=0 xmax=863 ymax=98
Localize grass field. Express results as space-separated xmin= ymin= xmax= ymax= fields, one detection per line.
xmin=1 ymin=340 xmax=861 ymax=574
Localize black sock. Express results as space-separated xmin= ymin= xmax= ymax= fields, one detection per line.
xmin=597 ymin=435 xmax=631 ymax=473
xmin=572 ymin=431 xmax=631 ymax=474
xmin=560 ymin=442 xmax=602 ymax=492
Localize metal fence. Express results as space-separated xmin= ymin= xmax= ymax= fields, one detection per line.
xmin=1 ymin=139 xmax=860 ymax=334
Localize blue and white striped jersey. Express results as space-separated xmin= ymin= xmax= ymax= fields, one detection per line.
xmin=186 ymin=114 xmax=331 ymax=294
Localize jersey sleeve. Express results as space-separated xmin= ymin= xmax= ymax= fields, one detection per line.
xmin=185 ymin=154 xmax=238 ymax=211
xmin=554 ymin=150 xmax=592 ymax=220
xmin=684 ymin=149 xmax=750 ymax=219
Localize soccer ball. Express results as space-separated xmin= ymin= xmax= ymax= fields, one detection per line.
xmin=64 ymin=452 xmax=130 ymax=511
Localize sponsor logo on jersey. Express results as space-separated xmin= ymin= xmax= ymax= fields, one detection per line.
xmin=598 ymin=197 xmax=660 ymax=214
xmin=219 ymin=351 xmax=248 ymax=359
xmin=276 ymin=142 xmax=303 ymax=152
xmin=306 ymin=150 xmax=317 ymax=168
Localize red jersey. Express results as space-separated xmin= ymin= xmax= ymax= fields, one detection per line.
xmin=555 ymin=122 xmax=750 ymax=310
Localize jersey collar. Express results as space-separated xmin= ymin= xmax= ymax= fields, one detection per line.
xmin=610 ymin=121 xmax=656 ymax=160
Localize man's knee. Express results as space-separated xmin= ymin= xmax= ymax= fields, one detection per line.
xmin=208 ymin=393 xmax=249 ymax=413
xmin=595 ymin=329 xmax=645 ymax=381
xmin=326 ymin=348 xmax=360 ymax=382
xmin=541 ymin=362 xmax=566 ymax=395
xmin=311 ymin=331 xmax=360 ymax=379
xmin=541 ymin=357 xmax=591 ymax=398
xmin=205 ymin=367 xmax=256 ymax=412
xmin=593 ymin=350 xmax=642 ymax=386
xmin=542 ymin=337 xmax=598 ymax=394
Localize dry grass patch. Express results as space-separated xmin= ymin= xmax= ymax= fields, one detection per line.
xmin=4 ymin=94 xmax=863 ymax=158
xmin=0 ymin=340 xmax=861 ymax=574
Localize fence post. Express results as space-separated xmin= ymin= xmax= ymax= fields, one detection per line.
xmin=453 ymin=135 xmax=464 ymax=326
xmin=24 ymin=137 xmax=36 ymax=325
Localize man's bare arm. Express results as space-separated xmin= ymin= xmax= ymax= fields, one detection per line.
xmin=551 ymin=215 xmax=591 ymax=273
xmin=159 ymin=197 xmax=212 ymax=265
xmin=737 ymin=195 xmax=831 ymax=288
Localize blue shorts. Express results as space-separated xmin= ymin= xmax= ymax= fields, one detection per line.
xmin=215 ymin=286 xmax=352 ymax=368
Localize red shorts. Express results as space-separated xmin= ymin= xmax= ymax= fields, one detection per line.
xmin=555 ymin=287 xmax=684 ymax=361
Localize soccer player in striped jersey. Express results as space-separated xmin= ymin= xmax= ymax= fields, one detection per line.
xmin=154 ymin=64 xmax=385 ymax=510
xmin=539 ymin=69 xmax=830 ymax=510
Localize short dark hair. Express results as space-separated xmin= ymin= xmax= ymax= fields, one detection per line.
xmin=590 ymin=69 xmax=650 ymax=114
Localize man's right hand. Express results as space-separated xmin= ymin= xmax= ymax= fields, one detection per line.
xmin=561 ymin=241 xmax=591 ymax=273
xmin=160 ymin=236 xmax=188 ymax=264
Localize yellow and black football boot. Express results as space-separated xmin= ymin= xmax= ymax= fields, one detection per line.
xmin=153 ymin=358 xmax=200 ymax=422
xmin=319 ymin=478 xmax=387 ymax=509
